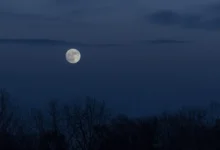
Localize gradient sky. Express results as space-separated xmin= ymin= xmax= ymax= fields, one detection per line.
xmin=1 ymin=0 xmax=220 ymax=116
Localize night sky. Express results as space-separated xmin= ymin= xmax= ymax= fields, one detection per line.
xmin=0 ymin=0 xmax=220 ymax=117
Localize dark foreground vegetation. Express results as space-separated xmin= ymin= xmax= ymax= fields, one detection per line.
xmin=0 ymin=89 xmax=220 ymax=150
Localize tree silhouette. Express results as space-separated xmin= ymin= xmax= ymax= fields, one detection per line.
xmin=63 ymin=96 xmax=110 ymax=150
xmin=0 ymin=89 xmax=220 ymax=150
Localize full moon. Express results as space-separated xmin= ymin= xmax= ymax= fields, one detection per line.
xmin=65 ymin=48 xmax=81 ymax=64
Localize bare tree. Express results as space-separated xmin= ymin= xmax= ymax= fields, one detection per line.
xmin=156 ymin=108 xmax=209 ymax=150
xmin=0 ymin=89 xmax=14 ymax=132
xmin=63 ymin=96 xmax=110 ymax=150
xmin=48 ymin=100 xmax=60 ymax=133
xmin=0 ymin=89 xmax=23 ymax=150
xmin=32 ymin=108 xmax=45 ymax=134
xmin=32 ymin=100 xmax=67 ymax=150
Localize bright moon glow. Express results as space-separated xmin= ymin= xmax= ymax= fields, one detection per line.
xmin=65 ymin=48 xmax=81 ymax=64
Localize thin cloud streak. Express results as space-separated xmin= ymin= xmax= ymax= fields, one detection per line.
xmin=0 ymin=38 xmax=126 ymax=47
xmin=146 ymin=39 xmax=191 ymax=44
xmin=0 ymin=38 xmax=192 ymax=47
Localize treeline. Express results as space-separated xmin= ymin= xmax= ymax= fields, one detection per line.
xmin=0 ymin=89 xmax=220 ymax=150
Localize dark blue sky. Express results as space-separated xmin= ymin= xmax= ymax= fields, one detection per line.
xmin=0 ymin=0 xmax=220 ymax=116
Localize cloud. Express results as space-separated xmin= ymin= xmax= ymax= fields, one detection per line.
xmin=0 ymin=38 xmax=191 ymax=47
xmin=0 ymin=0 xmax=141 ymax=24
xmin=0 ymin=0 xmax=145 ymax=43
xmin=148 ymin=10 xmax=182 ymax=25
xmin=0 ymin=0 xmax=54 ymax=14
xmin=205 ymin=2 xmax=220 ymax=13
xmin=137 ymin=39 xmax=191 ymax=44
xmin=146 ymin=2 xmax=220 ymax=30
xmin=0 ymin=38 xmax=71 ymax=45
xmin=0 ymin=38 xmax=125 ymax=47
xmin=147 ymin=39 xmax=191 ymax=44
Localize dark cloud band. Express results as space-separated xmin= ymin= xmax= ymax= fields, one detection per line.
xmin=147 ymin=2 xmax=220 ymax=30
